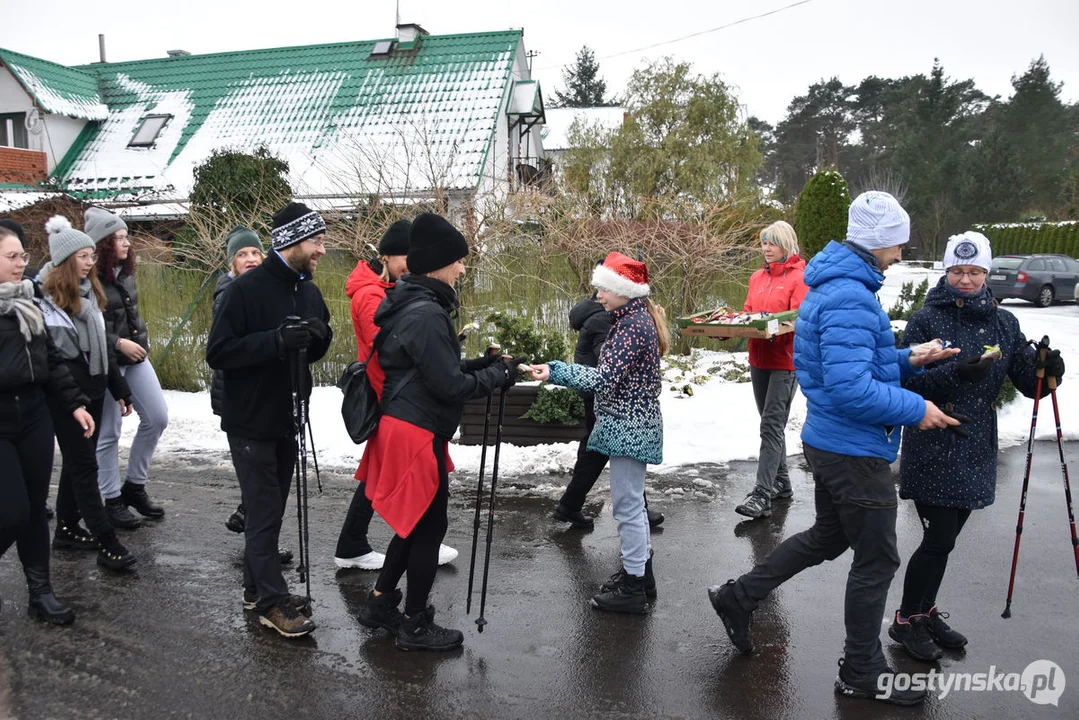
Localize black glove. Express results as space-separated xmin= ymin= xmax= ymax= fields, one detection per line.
xmin=955 ymin=356 xmax=994 ymax=383
xmin=1037 ymin=348 xmax=1065 ymax=380
xmin=304 ymin=317 xmax=330 ymax=343
xmin=464 ymin=352 xmax=503 ymax=372
xmin=499 ymin=356 xmax=528 ymax=390
xmin=943 ymin=409 xmax=973 ymax=438
xmin=277 ymin=319 xmax=312 ymax=352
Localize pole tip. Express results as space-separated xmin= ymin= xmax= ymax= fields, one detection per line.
xmin=475 ymin=617 xmax=487 ymax=633
xmin=1001 ymin=606 xmax=1012 ymax=619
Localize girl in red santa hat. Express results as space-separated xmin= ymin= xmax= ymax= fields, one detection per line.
xmin=530 ymin=251 xmax=668 ymax=614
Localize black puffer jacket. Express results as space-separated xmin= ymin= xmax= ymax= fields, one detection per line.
xmin=210 ymin=272 xmax=233 ymax=416
xmin=206 ymin=251 xmax=332 ymax=440
xmin=569 ymin=294 xmax=612 ymax=367
xmin=99 ymin=267 xmax=149 ymax=365
xmin=0 ymin=305 xmax=89 ymax=433
xmin=374 ymin=275 xmax=508 ymax=439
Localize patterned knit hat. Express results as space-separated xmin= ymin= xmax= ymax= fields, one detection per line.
xmin=944 ymin=231 xmax=992 ymax=271
xmin=271 ymin=202 xmax=326 ymax=251
xmin=846 ymin=191 xmax=910 ymax=250
xmin=592 ymin=252 xmax=650 ymax=298
xmin=45 ymin=215 xmax=95 ymax=265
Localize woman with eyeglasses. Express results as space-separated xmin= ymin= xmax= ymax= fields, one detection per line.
xmin=87 ymin=207 xmax=169 ymax=529
xmin=889 ymin=231 xmax=1065 ymax=662
xmin=37 ymin=216 xmax=138 ymax=572
xmin=0 ymin=222 xmax=94 ymax=624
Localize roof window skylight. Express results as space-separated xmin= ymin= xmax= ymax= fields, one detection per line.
xmin=128 ymin=115 xmax=171 ymax=148
xmin=370 ymin=40 xmax=394 ymax=57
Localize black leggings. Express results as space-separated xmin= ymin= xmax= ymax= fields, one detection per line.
xmin=51 ymin=394 xmax=114 ymax=541
xmin=900 ymin=502 xmax=972 ymax=616
xmin=375 ymin=439 xmax=449 ymax=616
xmin=0 ymin=388 xmax=55 ymax=573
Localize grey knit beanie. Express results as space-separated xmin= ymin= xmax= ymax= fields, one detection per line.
xmin=84 ymin=206 xmax=128 ymax=243
xmin=45 ymin=215 xmax=95 ymax=265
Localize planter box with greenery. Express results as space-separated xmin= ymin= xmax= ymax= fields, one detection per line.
xmin=459 ymin=313 xmax=588 ymax=446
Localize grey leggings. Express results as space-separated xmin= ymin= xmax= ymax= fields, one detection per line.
xmin=96 ymin=360 xmax=169 ymax=498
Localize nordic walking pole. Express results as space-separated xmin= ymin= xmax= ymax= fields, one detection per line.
xmin=1045 ymin=370 xmax=1079 ymax=577
xmin=476 ymin=387 xmax=508 ymax=633
xmin=467 ymin=344 xmax=500 ymax=615
xmin=1002 ymin=337 xmax=1048 ymax=618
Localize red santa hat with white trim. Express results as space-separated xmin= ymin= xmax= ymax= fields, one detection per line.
xmin=592 ymin=251 xmax=650 ymax=299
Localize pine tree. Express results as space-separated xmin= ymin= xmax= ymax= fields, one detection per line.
xmin=795 ymin=168 xmax=851 ymax=258
xmin=553 ymin=46 xmax=611 ymax=108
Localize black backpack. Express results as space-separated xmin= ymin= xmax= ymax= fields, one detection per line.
xmin=337 ymin=333 xmax=418 ymax=444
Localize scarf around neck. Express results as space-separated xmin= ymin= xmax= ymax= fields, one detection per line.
xmin=72 ymin=277 xmax=109 ymax=376
xmin=0 ymin=279 xmax=45 ymax=342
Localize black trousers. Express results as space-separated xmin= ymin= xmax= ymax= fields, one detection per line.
xmin=228 ymin=434 xmax=295 ymax=611
xmin=733 ymin=444 xmax=901 ymax=674
xmin=375 ymin=438 xmax=449 ymax=616
xmin=899 ymin=502 xmax=972 ymax=616
xmin=0 ymin=387 xmax=55 ymax=574
xmin=50 ymin=394 xmax=114 ymax=541
xmin=559 ymin=395 xmax=609 ymax=512
xmin=335 ymin=481 xmax=375 ymax=559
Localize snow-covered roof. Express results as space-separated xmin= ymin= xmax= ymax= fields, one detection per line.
xmin=4 ymin=31 xmax=526 ymax=203
xmin=0 ymin=190 xmax=65 ymax=213
xmin=541 ymin=106 xmax=626 ymax=152
xmin=0 ymin=48 xmax=108 ymax=121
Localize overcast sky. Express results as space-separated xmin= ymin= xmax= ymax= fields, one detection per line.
xmin=3 ymin=0 xmax=1076 ymax=124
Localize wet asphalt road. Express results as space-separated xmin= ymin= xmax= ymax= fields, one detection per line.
xmin=0 ymin=441 xmax=1076 ymax=720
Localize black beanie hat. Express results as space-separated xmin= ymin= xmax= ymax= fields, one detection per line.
xmin=0 ymin=218 xmax=26 ymax=244
xmin=407 ymin=213 xmax=469 ymax=275
xmin=271 ymin=202 xmax=326 ymax=250
xmin=378 ymin=219 xmax=412 ymax=256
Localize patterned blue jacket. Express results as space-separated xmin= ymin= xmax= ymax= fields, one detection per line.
xmin=899 ymin=279 xmax=1048 ymax=509
xmin=795 ymin=241 xmax=926 ymax=462
xmin=548 ymin=297 xmax=663 ymax=465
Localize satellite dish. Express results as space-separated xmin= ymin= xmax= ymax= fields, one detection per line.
xmin=25 ymin=108 xmax=43 ymax=135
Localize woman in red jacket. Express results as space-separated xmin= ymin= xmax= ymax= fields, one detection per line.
xmin=735 ymin=220 xmax=808 ymax=520
xmin=333 ymin=219 xmax=458 ymax=570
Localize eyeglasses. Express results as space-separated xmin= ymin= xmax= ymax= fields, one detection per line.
xmin=2 ymin=252 xmax=29 ymax=263
xmin=306 ymin=238 xmax=327 ymax=249
xmin=947 ymin=268 xmax=986 ymax=279
xmin=74 ymin=252 xmax=99 ymax=262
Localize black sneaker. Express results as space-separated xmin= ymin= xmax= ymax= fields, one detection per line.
xmin=242 ymin=589 xmax=258 ymax=611
xmin=834 ymin=658 xmax=927 ymax=706
xmin=53 ymin=521 xmax=97 ymax=551
xmin=553 ymin=503 xmax=595 ymax=529
xmin=927 ymin=607 xmax=968 ymax=649
xmin=647 ymin=508 xmax=665 ymax=528
xmin=735 ymin=492 xmax=772 ymax=519
xmin=226 ymin=504 xmax=245 ymax=534
xmin=396 ymin=609 xmax=463 ymax=651
xmin=96 ymin=536 xmax=137 ymax=572
xmin=592 ymin=571 xmax=649 ymax=614
xmin=121 ymin=482 xmax=164 ymax=519
xmin=105 ymin=497 xmax=142 ymax=530
xmin=889 ymin=611 xmax=942 ymax=662
xmin=600 ymin=552 xmax=657 ymax=599
xmin=708 ymin=580 xmax=754 ymax=654
xmin=358 ymin=590 xmax=404 ymax=632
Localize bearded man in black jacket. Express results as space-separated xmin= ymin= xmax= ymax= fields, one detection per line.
xmin=207 ymin=202 xmax=332 ymax=639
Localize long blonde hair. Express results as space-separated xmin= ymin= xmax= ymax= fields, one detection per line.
xmin=646 ymin=298 xmax=670 ymax=356
xmin=44 ymin=257 xmax=106 ymax=314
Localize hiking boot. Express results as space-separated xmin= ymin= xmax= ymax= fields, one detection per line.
xmin=53 ymin=521 xmax=97 ymax=551
xmin=226 ymin=504 xmax=245 ymax=533
xmin=105 ymin=497 xmax=142 ymax=530
xmin=96 ymin=536 xmax=137 ymax=572
xmin=395 ymin=608 xmax=463 ymax=651
xmin=735 ymin=492 xmax=772 ymax=519
xmin=334 ymin=550 xmax=385 ymax=570
xmin=259 ymin=599 xmax=316 ymax=638
xmin=279 ymin=548 xmax=294 ymax=566
xmin=927 ymin=607 xmax=968 ymax=649
xmin=774 ymin=484 xmax=793 ymax=500
xmin=708 ymin=579 xmax=754 ymax=654
xmin=121 ymin=481 xmax=164 ymax=519
xmin=592 ymin=570 xmax=649 ymax=614
xmin=834 ymin=658 xmax=927 ymax=706
xmin=358 ymin=590 xmax=404 ymax=632
xmin=437 ymin=544 xmax=458 ymax=566
xmin=647 ymin=508 xmax=665 ymax=528
xmin=553 ymin=503 xmax=595 ymax=529
xmin=600 ymin=552 xmax=657 ymax=599
xmin=889 ymin=611 xmax=943 ymax=662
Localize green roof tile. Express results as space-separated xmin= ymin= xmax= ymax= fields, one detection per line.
xmin=0 ymin=47 xmax=107 ymax=120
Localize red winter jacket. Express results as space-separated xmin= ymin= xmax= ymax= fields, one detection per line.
xmin=345 ymin=259 xmax=392 ymax=397
xmin=743 ymin=254 xmax=808 ymax=371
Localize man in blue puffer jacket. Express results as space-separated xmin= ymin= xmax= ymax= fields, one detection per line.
xmin=708 ymin=192 xmax=961 ymax=707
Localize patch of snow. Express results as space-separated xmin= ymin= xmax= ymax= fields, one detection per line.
xmin=4 ymin=61 xmax=108 ymax=121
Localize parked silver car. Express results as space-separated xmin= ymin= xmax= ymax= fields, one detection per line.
xmin=987 ymin=254 xmax=1079 ymax=307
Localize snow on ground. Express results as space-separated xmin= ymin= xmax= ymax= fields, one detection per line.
xmin=131 ymin=262 xmax=1079 ymax=477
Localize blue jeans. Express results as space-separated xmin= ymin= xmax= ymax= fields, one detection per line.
xmin=609 ymin=456 xmax=650 ymax=576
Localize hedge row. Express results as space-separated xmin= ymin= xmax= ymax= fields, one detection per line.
xmin=972 ymin=221 xmax=1079 ymax=258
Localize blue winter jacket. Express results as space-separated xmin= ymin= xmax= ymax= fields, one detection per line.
xmin=899 ymin=279 xmax=1049 ymax=509
xmin=794 ymin=241 xmax=926 ymax=461
xmin=548 ymin=297 xmax=663 ymax=465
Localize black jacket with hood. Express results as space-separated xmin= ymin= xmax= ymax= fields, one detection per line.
xmin=569 ymin=294 xmax=612 ymax=367
xmin=374 ymin=274 xmax=508 ymax=439
xmin=99 ymin=267 xmax=150 ymax=365
xmin=210 ymin=272 xmax=233 ymax=416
